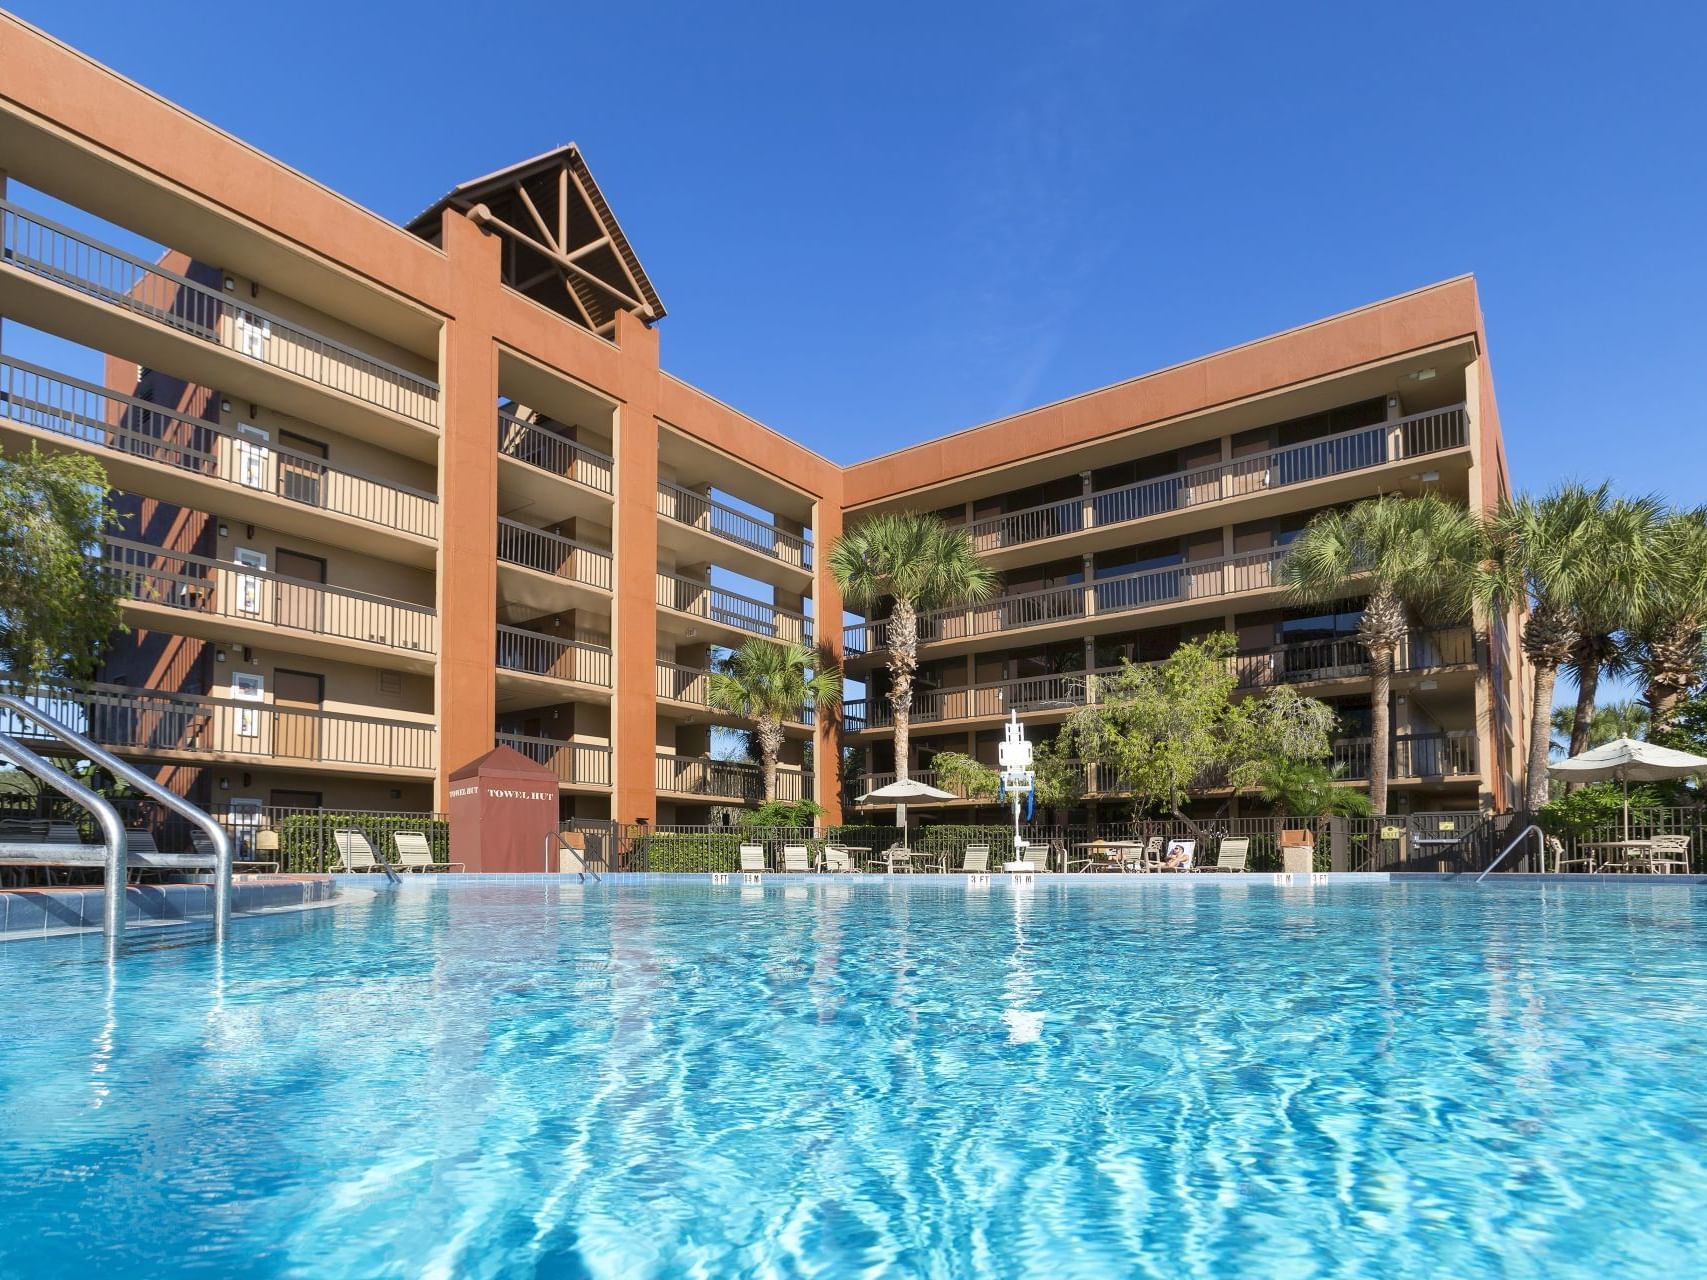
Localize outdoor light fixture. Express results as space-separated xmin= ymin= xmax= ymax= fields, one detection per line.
xmin=218 ymin=524 xmax=229 ymax=537
xmin=215 ymin=650 xmax=226 ymax=663
xmin=220 ymin=399 xmax=232 ymax=413
xmin=223 ymin=277 xmax=235 ymax=292
xmin=1409 ymin=368 xmax=1437 ymax=381
xmin=219 ymin=778 xmax=230 ymax=790
xmin=1421 ymin=471 xmax=1440 ymax=483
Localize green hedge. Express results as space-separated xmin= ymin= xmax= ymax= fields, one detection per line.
xmin=640 ymin=832 xmax=746 ymax=873
xmin=278 ymin=813 xmax=450 ymax=872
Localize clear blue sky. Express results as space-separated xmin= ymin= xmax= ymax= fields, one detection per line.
xmin=7 ymin=1 xmax=1704 ymax=713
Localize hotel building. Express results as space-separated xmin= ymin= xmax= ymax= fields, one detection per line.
xmin=0 ymin=14 xmax=1527 ymax=829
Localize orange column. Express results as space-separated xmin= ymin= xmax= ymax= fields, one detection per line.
xmin=611 ymin=311 xmax=661 ymax=824
xmin=433 ymin=213 xmax=502 ymax=807
xmin=814 ymin=497 xmax=845 ymax=825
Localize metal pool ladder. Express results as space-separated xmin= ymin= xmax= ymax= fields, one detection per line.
xmin=0 ymin=694 xmax=233 ymax=945
xmin=1475 ymin=823 xmax=1545 ymax=884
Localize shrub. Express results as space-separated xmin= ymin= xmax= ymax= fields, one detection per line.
xmin=277 ymin=812 xmax=449 ymax=872
xmin=640 ymin=831 xmax=745 ymax=872
xmin=1540 ymin=782 xmax=1664 ymax=836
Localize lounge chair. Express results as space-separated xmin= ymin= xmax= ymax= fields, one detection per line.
xmin=782 ymin=844 xmax=811 ymax=874
xmin=334 ymin=829 xmax=390 ymax=873
xmin=925 ymin=843 xmax=990 ymax=874
xmin=738 ymin=844 xmax=766 ymax=874
xmin=1197 ymin=836 xmax=1249 ymax=873
xmin=1644 ymin=834 xmax=1691 ymax=875
xmin=820 ymin=844 xmax=855 ymax=873
xmin=393 ymin=830 xmax=464 ymax=873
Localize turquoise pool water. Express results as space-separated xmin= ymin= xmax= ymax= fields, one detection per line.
xmin=1 ymin=879 xmax=1705 ymax=1278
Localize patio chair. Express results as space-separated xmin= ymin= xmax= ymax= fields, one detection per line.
xmin=820 ymin=845 xmax=855 ymax=873
xmin=334 ymin=829 xmax=391 ymax=873
xmin=1554 ymin=837 xmax=1598 ymax=874
xmin=925 ymin=843 xmax=990 ymax=874
xmin=738 ymin=844 xmax=766 ymax=874
xmin=1136 ymin=835 xmax=1166 ymax=872
xmin=1644 ymin=834 xmax=1692 ymax=875
xmin=782 ymin=845 xmax=811 ymax=874
xmin=1197 ymin=836 xmax=1250 ymax=873
xmin=393 ymin=830 xmax=464 ymax=873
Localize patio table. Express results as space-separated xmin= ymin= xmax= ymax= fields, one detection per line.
xmin=1072 ymin=841 xmax=1147 ymax=872
xmin=1576 ymin=839 xmax=1658 ymax=873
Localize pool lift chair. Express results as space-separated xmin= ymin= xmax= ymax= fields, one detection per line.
xmin=0 ymin=693 xmax=233 ymax=948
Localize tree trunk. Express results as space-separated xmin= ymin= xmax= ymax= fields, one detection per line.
xmin=1368 ymin=647 xmax=1394 ymax=817
xmin=757 ymin=715 xmax=783 ymax=804
xmin=887 ymin=599 xmax=918 ymax=782
xmin=1568 ymin=658 xmax=1600 ymax=759
xmin=1642 ymin=617 xmax=1702 ymax=736
xmin=1525 ymin=661 xmax=1560 ymax=812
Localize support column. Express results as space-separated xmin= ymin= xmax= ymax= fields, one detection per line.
xmin=611 ymin=310 xmax=661 ymax=825
xmin=434 ymin=213 xmax=502 ymax=808
xmin=814 ymin=497 xmax=845 ymax=824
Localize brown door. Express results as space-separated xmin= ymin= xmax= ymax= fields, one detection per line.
xmin=274 ymin=668 xmax=323 ymax=761
xmin=275 ymin=549 xmax=326 ymax=634
xmin=1178 ymin=440 xmax=1224 ymax=507
xmin=278 ymin=431 xmax=328 ymax=507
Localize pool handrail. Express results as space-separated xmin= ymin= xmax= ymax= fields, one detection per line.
xmin=1476 ymin=822 xmax=1544 ymax=883
xmin=0 ymin=692 xmax=233 ymax=939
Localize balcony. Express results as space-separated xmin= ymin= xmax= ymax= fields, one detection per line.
xmin=966 ymin=406 xmax=1469 ymax=560
xmin=0 ymin=681 xmax=435 ymax=775
xmin=0 ymin=357 xmax=438 ymax=559
xmin=104 ymin=537 xmax=436 ymax=670
xmin=1332 ymin=732 xmax=1479 ymax=782
xmin=0 ymin=200 xmax=440 ymax=450
xmin=496 ymin=409 xmax=613 ymax=495
xmin=655 ymin=754 xmax=811 ymax=804
xmin=845 ymin=546 xmax=1289 ymax=657
xmin=656 ymin=572 xmax=810 ymax=645
xmin=496 ymin=732 xmax=612 ymax=788
xmin=496 ymin=518 xmax=613 ymax=593
xmin=843 ymin=628 xmax=1479 ymax=733
xmin=654 ymin=659 xmax=815 ymax=728
xmin=495 ymin=626 xmax=613 ymax=690
xmin=656 ymin=481 xmax=811 ymax=580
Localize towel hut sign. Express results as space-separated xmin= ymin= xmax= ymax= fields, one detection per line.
xmin=448 ymin=745 xmax=559 ymax=873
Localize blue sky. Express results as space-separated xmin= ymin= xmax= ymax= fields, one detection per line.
xmin=6 ymin=0 xmax=1704 ymax=711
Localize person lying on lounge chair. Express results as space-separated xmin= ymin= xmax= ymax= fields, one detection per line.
xmin=1160 ymin=839 xmax=1196 ymax=871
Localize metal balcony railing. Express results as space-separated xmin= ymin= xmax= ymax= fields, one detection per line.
xmin=845 ymin=546 xmax=1289 ymax=655
xmin=1230 ymin=626 xmax=1476 ymax=689
xmin=655 ymin=572 xmax=810 ymax=643
xmin=0 ymin=357 xmax=439 ymax=538
xmin=0 ymin=680 xmax=435 ymax=771
xmin=103 ymin=538 xmax=437 ymax=655
xmin=1332 ymin=732 xmax=1479 ymax=781
xmin=495 ymin=626 xmax=613 ymax=687
xmin=656 ymin=481 xmax=811 ymax=570
xmin=496 ymin=518 xmax=613 ymax=591
xmin=496 ymin=410 xmax=614 ymax=494
xmin=965 ymin=406 xmax=1469 ymax=553
xmin=654 ymin=754 xmax=811 ymax=803
xmin=0 ymin=200 xmax=440 ymax=426
xmin=496 ymin=733 xmax=613 ymax=787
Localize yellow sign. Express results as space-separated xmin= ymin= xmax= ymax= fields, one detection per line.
xmin=1439 ymin=821 xmax=1456 ymax=832
xmin=1380 ymin=826 xmax=1403 ymax=841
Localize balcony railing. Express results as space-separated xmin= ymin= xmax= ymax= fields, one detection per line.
xmin=656 ymin=572 xmax=810 ymax=643
xmin=1230 ymin=627 xmax=1476 ymax=690
xmin=654 ymin=754 xmax=810 ymax=803
xmin=843 ymin=629 xmax=1479 ymax=731
xmin=1332 ymin=732 xmax=1478 ymax=781
xmin=496 ymin=410 xmax=614 ymax=494
xmin=0 ymin=357 xmax=439 ymax=538
xmin=495 ymin=626 xmax=613 ymax=687
xmin=103 ymin=538 xmax=437 ymax=655
xmin=0 ymin=200 xmax=439 ymax=425
xmin=966 ymin=406 xmax=1469 ymax=554
xmin=845 ymin=546 xmax=1289 ymax=655
xmin=496 ymin=518 xmax=613 ymax=591
xmin=654 ymin=659 xmax=816 ymax=726
xmin=0 ymin=680 xmax=435 ymax=771
xmin=496 ymin=733 xmax=612 ymax=787
xmin=657 ymin=481 xmax=811 ymax=570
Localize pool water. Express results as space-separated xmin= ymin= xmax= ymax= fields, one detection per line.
xmin=2 ymin=879 xmax=1705 ymax=1278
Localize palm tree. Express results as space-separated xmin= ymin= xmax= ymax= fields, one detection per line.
xmin=1281 ymin=493 xmax=1485 ymax=815
xmin=1551 ymin=700 xmax=1649 ymax=758
xmin=706 ymin=640 xmax=842 ymax=803
xmin=1562 ymin=494 xmax=1665 ymax=756
xmin=1480 ymin=483 xmax=1658 ymax=811
xmin=829 ymin=512 xmax=997 ymax=781
xmin=1629 ymin=507 xmax=1707 ymax=733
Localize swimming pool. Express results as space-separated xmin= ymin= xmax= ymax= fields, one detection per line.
xmin=1 ymin=878 xmax=1704 ymax=1277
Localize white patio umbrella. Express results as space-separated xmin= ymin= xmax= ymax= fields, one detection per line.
xmin=1548 ymin=737 xmax=1707 ymax=838
xmin=857 ymin=777 xmax=957 ymax=841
